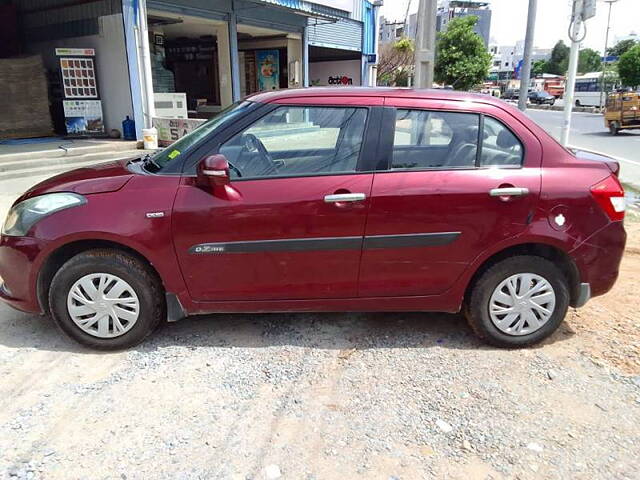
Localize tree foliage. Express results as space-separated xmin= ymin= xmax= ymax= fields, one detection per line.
xmin=544 ymin=40 xmax=570 ymax=75
xmin=617 ymin=44 xmax=640 ymax=88
xmin=577 ymin=48 xmax=602 ymax=74
xmin=531 ymin=59 xmax=546 ymax=77
xmin=434 ymin=16 xmax=491 ymax=90
xmin=376 ymin=37 xmax=414 ymax=86
xmin=607 ymin=39 xmax=639 ymax=58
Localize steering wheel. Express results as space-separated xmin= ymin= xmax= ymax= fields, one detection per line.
xmin=227 ymin=161 xmax=243 ymax=178
xmin=241 ymin=133 xmax=279 ymax=176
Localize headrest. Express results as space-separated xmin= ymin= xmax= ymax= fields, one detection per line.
xmin=496 ymin=129 xmax=518 ymax=149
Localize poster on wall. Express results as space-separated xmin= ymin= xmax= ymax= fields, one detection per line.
xmin=256 ymin=50 xmax=280 ymax=91
xmin=63 ymin=100 xmax=104 ymax=134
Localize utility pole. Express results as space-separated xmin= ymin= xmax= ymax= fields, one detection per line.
xmin=518 ymin=0 xmax=538 ymax=111
xmin=414 ymin=0 xmax=438 ymax=88
xmin=561 ymin=0 xmax=594 ymax=146
xmin=599 ymin=0 xmax=619 ymax=110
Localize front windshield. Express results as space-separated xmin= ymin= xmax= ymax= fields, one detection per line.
xmin=150 ymin=101 xmax=254 ymax=170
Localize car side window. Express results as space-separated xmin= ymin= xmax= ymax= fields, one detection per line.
xmin=219 ymin=106 xmax=367 ymax=179
xmin=480 ymin=117 xmax=524 ymax=167
xmin=392 ymin=109 xmax=480 ymax=169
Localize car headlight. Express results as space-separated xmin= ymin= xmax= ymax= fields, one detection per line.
xmin=2 ymin=193 xmax=86 ymax=237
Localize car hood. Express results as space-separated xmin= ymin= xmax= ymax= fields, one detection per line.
xmin=17 ymin=159 xmax=137 ymax=203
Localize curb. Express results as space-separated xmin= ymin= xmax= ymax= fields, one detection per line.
xmin=0 ymin=141 xmax=141 ymax=163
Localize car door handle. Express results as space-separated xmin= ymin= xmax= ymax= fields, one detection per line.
xmin=489 ymin=187 xmax=529 ymax=197
xmin=324 ymin=193 xmax=366 ymax=203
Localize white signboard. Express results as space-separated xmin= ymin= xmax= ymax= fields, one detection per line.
xmin=152 ymin=117 xmax=207 ymax=146
xmin=310 ymin=0 xmax=353 ymax=12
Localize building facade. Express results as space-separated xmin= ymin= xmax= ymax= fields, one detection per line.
xmin=379 ymin=0 xmax=491 ymax=47
xmin=489 ymin=41 xmax=551 ymax=82
xmin=2 ymin=0 xmax=379 ymax=140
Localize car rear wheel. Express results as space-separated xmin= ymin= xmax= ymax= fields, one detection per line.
xmin=465 ymin=256 xmax=569 ymax=348
xmin=49 ymin=249 xmax=165 ymax=350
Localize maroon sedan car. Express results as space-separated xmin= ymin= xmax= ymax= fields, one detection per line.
xmin=0 ymin=88 xmax=627 ymax=350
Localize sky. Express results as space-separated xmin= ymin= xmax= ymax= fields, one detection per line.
xmin=379 ymin=0 xmax=640 ymax=52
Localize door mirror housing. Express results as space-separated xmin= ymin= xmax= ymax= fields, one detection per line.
xmin=197 ymin=154 xmax=230 ymax=187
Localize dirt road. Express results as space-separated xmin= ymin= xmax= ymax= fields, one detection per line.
xmin=1 ymin=218 xmax=639 ymax=479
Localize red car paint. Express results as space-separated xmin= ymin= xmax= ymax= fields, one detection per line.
xmin=0 ymin=88 xmax=627 ymax=320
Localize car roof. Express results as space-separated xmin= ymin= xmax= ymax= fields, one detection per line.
xmin=248 ymin=87 xmax=506 ymax=107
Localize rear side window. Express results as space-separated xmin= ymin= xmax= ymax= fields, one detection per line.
xmin=480 ymin=117 xmax=524 ymax=167
xmin=392 ymin=109 xmax=480 ymax=169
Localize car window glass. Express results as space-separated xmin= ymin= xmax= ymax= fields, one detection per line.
xmin=480 ymin=117 xmax=524 ymax=167
xmin=392 ymin=109 xmax=479 ymax=169
xmin=219 ymin=106 xmax=367 ymax=179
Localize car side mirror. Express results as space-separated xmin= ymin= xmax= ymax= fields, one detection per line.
xmin=197 ymin=154 xmax=230 ymax=187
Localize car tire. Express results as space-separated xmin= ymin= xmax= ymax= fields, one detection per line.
xmin=609 ymin=121 xmax=620 ymax=135
xmin=49 ymin=249 xmax=165 ymax=350
xmin=465 ymin=256 xmax=569 ymax=348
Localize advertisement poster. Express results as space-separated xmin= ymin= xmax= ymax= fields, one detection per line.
xmin=256 ymin=50 xmax=279 ymax=91
xmin=63 ymin=100 xmax=104 ymax=134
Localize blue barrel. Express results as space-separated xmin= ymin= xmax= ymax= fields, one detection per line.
xmin=122 ymin=116 xmax=136 ymax=140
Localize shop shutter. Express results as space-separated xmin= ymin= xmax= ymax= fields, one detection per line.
xmin=307 ymin=18 xmax=362 ymax=52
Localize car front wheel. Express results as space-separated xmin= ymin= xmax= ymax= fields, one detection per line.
xmin=465 ymin=256 xmax=569 ymax=348
xmin=49 ymin=249 xmax=165 ymax=350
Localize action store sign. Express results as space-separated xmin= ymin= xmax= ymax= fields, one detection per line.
xmin=309 ymin=60 xmax=361 ymax=87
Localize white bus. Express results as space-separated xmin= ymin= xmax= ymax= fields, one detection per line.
xmin=574 ymin=72 xmax=619 ymax=108
xmin=574 ymin=73 xmax=603 ymax=107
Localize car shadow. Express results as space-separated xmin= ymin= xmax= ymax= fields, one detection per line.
xmin=0 ymin=307 xmax=576 ymax=354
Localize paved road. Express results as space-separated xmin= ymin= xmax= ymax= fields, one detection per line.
xmin=525 ymin=109 xmax=640 ymax=190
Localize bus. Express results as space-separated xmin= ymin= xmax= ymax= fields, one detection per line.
xmin=574 ymin=72 xmax=619 ymax=108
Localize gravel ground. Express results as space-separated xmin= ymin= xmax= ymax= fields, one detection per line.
xmin=1 ymin=223 xmax=640 ymax=479
xmin=1 ymin=189 xmax=640 ymax=480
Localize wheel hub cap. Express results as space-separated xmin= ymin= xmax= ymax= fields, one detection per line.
xmin=66 ymin=273 xmax=140 ymax=339
xmin=488 ymin=273 xmax=556 ymax=336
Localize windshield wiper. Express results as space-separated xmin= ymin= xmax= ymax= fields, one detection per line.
xmin=141 ymin=153 xmax=161 ymax=171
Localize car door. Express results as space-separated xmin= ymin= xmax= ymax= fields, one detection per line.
xmin=172 ymin=102 xmax=380 ymax=301
xmin=358 ymin=98 xmax=542 ymax=298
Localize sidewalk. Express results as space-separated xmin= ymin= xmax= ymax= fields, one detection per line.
xmin=0 ymin=137 xmax=140 ymax=162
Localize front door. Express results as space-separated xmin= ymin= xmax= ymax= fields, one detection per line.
xmin=172 ymin=104 xmax=376 ymax=301
xmin=358 ymin=101 xmax=542 ymax=297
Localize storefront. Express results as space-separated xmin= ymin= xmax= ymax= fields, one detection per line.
xmin=0 ymin=0 xmax=379 ymax=142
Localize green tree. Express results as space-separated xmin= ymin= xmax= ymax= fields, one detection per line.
xmin=617 ymin=44 xmax=640 ymax=88
xmin=578 ymin=48 xmax=602 ymax=74
xmin=531 ymin=59 xmax=546 ymax=77
xmin=545 ymin=40 xmax=570 ymax=75
xmin=377 ymin=37 xmax=414 ymax=86
xmin=434 ymin=16 xmax=491 ymax=90
xmin=607 ymin=39 xmax=639 ymax=58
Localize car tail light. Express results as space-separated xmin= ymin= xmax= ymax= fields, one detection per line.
xmin=590 ymin=175 xmax=626 ymax=222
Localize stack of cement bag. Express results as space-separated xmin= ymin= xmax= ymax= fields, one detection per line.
xmin=0 ymin=55 xmax=53 ymax=139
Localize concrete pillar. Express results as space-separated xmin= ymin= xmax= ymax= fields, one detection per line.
xmin=216 ymin=23 xmax=233 ymax=108
xmin=121 ymin=0 xmax=146 ymax=139
xmin=302 ymin=27 xmax=309 ymax=87
xmin=286 ymin=34 xmax=303 ymax=88
xmin=228 ymin=6 xmax=241 ymax=102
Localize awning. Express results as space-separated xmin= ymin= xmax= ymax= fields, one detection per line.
xmin=250 ymin=0 xmax=345 ymax=20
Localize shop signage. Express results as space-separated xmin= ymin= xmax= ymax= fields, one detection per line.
xmin=328 ymin=75 xmax=353 ymax=85
xmin=152 ymin=117 xmax=206 ymax=146
xmin=55 ymin=48 xmax=95 ymax=56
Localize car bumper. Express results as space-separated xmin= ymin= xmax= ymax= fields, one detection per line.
xmin=0 ymin=234 xmax=46 ymax=314
xmin=570 ymin=221 xmax=626 ymax=300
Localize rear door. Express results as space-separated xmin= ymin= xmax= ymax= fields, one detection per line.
xmin=358 ymin=98 xmax=542 ymax=297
